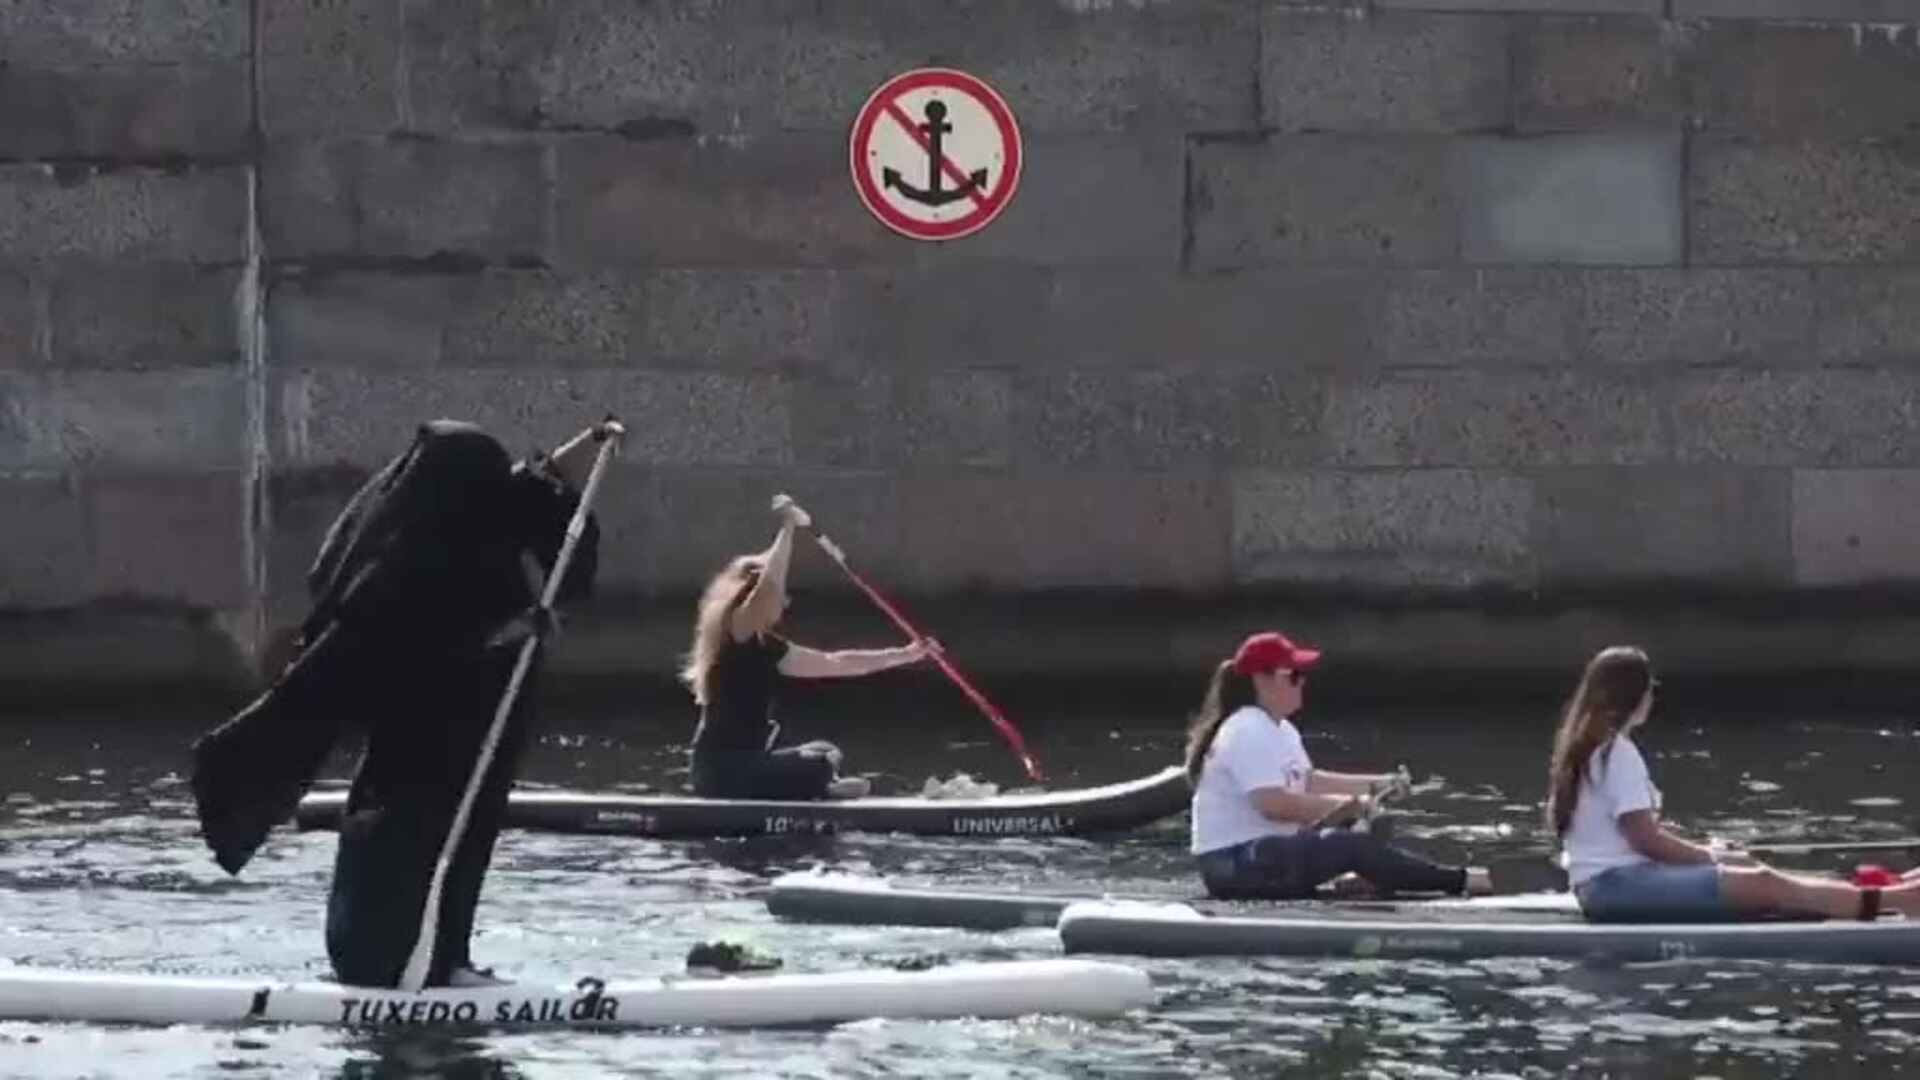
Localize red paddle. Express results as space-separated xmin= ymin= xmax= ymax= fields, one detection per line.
xmin=778 ymin=499 xmax=1044 ymax=782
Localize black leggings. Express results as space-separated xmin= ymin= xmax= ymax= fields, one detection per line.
xmin=1196 ymin=830 xmax=1469 ymax=901
xmin=691 ymin=740 xmax=841 ymax=801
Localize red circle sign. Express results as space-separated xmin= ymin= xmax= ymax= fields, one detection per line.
xmin=849 ymin=68 xmax=1022 ymax=242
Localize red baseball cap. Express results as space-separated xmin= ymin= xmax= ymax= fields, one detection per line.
xmin=1232 ymin=632 xmax=1322 ymax=676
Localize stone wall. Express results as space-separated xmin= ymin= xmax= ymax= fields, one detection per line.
xmin=3 ymin=0 xmax=1920 ymax=700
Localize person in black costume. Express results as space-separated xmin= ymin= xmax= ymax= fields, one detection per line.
xmin=188 ymin=417 xmax=617 ymax=989
xmin=682 ymin=495 xmax=938 ymax=801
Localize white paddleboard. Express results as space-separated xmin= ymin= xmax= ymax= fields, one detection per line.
xmin=0 ymin=958 xmax=1155 ymax=1029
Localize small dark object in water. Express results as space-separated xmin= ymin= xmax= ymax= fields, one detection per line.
xmin=685 ymin=940 xmax=782 ymax=974
xmin=889 ymin=952 xmax=949 ymax=972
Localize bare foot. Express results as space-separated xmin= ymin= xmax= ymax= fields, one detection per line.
xmin=827 ymin=777 xmax=871 ymax=799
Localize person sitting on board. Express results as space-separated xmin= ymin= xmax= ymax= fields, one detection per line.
xmin=681 ymin=494 xmax=939 ymax=802
xmin=1550 ymin=644 xmax=1892 ymax=923
xmin=1186 ymin=631 xmax=1494 ymax=901
xmin=188 ymin=417 xmax=618 ymax=989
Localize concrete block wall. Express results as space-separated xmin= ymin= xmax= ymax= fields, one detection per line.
xmin=4 ymin=0 xmax=1920 ymax=697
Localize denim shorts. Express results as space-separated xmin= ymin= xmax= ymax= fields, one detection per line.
xmin=1574 ymin=861 xmax=1731 ymax=923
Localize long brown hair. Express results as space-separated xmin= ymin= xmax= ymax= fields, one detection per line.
xmin=1547 ymin=646 xmax=1655 ymax=837
xmin=1184 ymin=659 xmax=1258 ymax=783
xmin=680 ymin=555 xmax=765 ymax=706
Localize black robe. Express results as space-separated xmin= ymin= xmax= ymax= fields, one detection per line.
xmin=188 ymin=419 xmax=600 ymax=987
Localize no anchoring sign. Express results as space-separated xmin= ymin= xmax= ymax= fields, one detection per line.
xmin=849 ymin=68 xmax=1022 ymax=242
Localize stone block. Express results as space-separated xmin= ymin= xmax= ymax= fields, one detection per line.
xmin=1047 ymin=268 xmax=1382 ymax=371
xmin=48 ymin=267 xmax=240 ymax=369
xmin=599 ymin=466 xmax=903 ymax=594
xmin=1533 ymin=467 xmax=1791 ymax=583
xmin=1671 ymin=370 xmax=1920 ymax=467
xmin=1792 ymin=469 xmax=1920 ymax=586
xmin=645 ymin=270 xmax=839 ymax=371
xmin=1686 ymin=22 xmax=1920 ymax=138
xmin=1455 ymin=132 xmax=1682 ymax=265
xmin=259 ymin=0 xmax=403 ymax=137
xmin=894 ymin=467 xmax=1231 ymax=591
xmin=263 ymin=139 xmax=549 ymax=262
xmin=400 ymin=0 xmax=551 ymax=133
xmin=0 ymin=473 xmax=88 ymax=608
xmin=1325 ymin=370 xmax=1667 ymax=466
xmin=1011 ymin=371 xmax=1326 ymax=468
xmin=82 ymin=469 xmax=249 ymax=608
xmin=1673 ymin=0 xmax=1920 ymax=21
xmin=1189 ymin=135 xmax=1458 ymax=268
xmin=791 ymin=371 xmax=1011 ymax=469
xmin=553 ymin=134 xmax=896 ymax=269
xmin=0 ymin=63 xmax=250 ymax=160
xmin=1382 ymin=269 xmax=1583 ymax=366
xmin=1811 ymin=270 xmax=1920 ymax=362
xmin=444 ymin=271 xmax=642 ymax=368
xmin=0 ymin=271 xmax=41 ymax=369
xmin=834 ymin=266 xmax=1052 ymax=373
xmin=272 ymin=268 xmax=647 ymax=371
xmin=907 ymin=134 xmax=1185 ymax=268
xmin=406 ymin=0 xmax=1258 ymax=135
xmin=278 ymin=369 xmax=791 ymax=469
xmin=1689 ymin=139 xmax=1920 ymax=265
xmin=1576 ymin=268 xmax=1815 ymax=366
xmin=0 ymin=166 xmax=247 ymax=264
xmin=1232 ymin=468 xmax=1535 ymax=588
xmin=0 ymin=369 xmax=244 ymax=470
xmin=0 ymin=0 xmax=248 ymax=66
xmin=1261 ymin=9 xmax=1509 ymax=133
xmin=267 ymin=271 xmax=448 ymax=370
xmin=1514 ymin=16 xmax=1683 ymax=132
xmin=1378 ymin=0 xmax=1659 ymax=10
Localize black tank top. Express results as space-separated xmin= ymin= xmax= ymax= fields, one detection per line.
xmin=690 ymin=631 xmax=790 ymax=763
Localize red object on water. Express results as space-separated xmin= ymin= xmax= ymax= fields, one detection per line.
xmin=1855 ymin=863 xmax=1897 ymax=887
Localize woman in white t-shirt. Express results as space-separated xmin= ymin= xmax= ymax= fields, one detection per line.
xmin=1549 ymin=645 xmax=1887 ymax=922
xmin=1184 ymin=631 xmax=1493 ymax=900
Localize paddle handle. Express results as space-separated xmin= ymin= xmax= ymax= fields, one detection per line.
xmin=802 ymin=526 xmax=1043 ymax=783
xmin=397 ymin=424 xmax=623 ymax=992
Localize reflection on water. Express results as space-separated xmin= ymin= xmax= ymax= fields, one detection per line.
xmin=0 ymin=694 xmax=1918 ymax=1077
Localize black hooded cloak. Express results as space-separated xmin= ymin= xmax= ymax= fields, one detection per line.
xmin=188 ymin=419 xmax=601 ymax=987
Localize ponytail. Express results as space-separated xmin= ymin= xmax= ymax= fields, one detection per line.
xmin=1184 ymin=659 xmax=1258 ymax=783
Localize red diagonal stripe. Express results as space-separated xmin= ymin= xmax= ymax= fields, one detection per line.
xmin=882 ymin=99 xmax=991 ymax=211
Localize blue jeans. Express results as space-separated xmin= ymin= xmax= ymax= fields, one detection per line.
xmin=1575 ymin=861 xmax=1731 ymax=923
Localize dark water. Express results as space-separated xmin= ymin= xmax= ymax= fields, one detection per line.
xmin=2 ymin=691 xmax=1919 ymax=1078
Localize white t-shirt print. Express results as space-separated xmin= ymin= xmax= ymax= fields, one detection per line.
xmin=1190 ymin=705 xmax=1315 ymax=854
xmin=1561 ymin=732 xmax=1662 ymax=887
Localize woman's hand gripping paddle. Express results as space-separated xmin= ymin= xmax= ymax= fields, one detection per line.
xmin=397 ymin=419 xmax=626 ymax=993
xmin=773 ymin=494 xmax=1045 ymax=784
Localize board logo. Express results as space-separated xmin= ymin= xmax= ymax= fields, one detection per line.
xmin=849 ymin=67 xmax=1022 ymax=242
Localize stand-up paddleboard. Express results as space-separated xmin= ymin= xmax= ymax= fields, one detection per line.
xmin=0 ymin=958 xmax=1155 ymax=1029
xmin=1057 ymin=899 xmax=1920 ymax=966
xmin=296 ymin=766 xmax=1190 ymax=840
xmin=764 ymin=871 xmax=1580 ymax=931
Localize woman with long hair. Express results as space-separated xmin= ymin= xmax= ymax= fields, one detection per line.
xmin=1549 ymin=645 xmax=1886 ymax=921
xmin=1185 ymin=631 xmax=1492 ymax=900
xmin=682 ymin=495 xmax=937 ymax=801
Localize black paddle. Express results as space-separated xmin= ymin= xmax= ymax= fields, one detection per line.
xmin=396 ymin=419 xmax=625 ymax=992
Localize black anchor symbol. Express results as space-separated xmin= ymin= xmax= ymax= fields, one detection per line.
xmin=883 ymin=98 xmax=988 ymax=207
